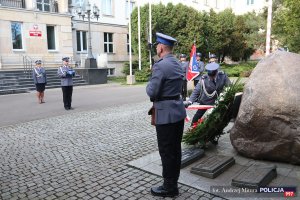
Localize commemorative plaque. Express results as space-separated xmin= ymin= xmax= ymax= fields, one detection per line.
xmin=231 ymin=164 xmax=277 ymax=189
xmin=181 ymin=148 xmax=205 ymax=168
xmin=191 ymin=155 xmax=235 ymax=178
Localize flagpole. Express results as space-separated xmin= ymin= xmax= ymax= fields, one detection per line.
xmin=126 ymin=0 xmax=135 ymax=84
xmin=138 ymin=1 xmax=141 ymax=70
xmin=128 ymin=0 xmax=132 ymax=76
xmin=265 ymin=0 xmax=273 ymax=56
xmin=149 ymin=0 xmax=152 ymax=69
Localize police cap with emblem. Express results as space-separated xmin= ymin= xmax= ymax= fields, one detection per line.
xmin=196 ymin=52 xmax=202 ymax=57
xmin=205 ymin=62 xmax=220 ymax=71
xmin=62 ymin=57 xmax=70 ymax=61
xmin=156 ymin=32 xmax=177 ymax=47
xmin=35 ymin=60 xmax=42 ymax=64
xmin=209 ymin=54 xmax=217 ymax=59
xmin=180 ymin=54 xmax=187 ymax=58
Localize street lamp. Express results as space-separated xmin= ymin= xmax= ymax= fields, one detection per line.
xmin=77 ymin=1 xmax=100 ymax=68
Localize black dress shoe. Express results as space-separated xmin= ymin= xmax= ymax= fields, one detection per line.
xmin=151 ymin=185 xmax=179 ymax=197
xmin=68 ymin=107 xmax=74 ymax=110
xmin=65 ymin=107 xmax=69 ymax=110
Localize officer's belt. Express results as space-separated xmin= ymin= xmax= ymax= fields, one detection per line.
xmin=156 ymin=95 xmax=180 ymax=101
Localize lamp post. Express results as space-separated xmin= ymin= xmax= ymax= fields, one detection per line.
xmin=77 ymin=1 xmax=100 ymax=68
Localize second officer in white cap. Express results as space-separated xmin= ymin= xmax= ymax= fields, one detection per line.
xmin=184 ymin=62 xmax=231 ymax=125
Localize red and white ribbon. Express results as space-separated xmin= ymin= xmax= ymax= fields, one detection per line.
xmin=185 ymin=105 xmax=214 ymax=122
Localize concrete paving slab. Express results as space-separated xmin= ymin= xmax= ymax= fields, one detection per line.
xmin=128 ymin=122 xmax=300 ymax=200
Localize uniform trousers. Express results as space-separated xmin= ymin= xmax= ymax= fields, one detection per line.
xmin=156 ymin=119 xmax=184 ymax=180
xmin=191 ymin=109 xmax=206 ymax=125
xmin=61 ymin=86 xmax=73 ymax=109
xmin=194 ymin=79 xmax=199 ymax=87
xmin=181 ymin=80 xmax=187 ymax=101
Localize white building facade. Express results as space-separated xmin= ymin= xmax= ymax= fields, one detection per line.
xmin=0 ymin=0 xmax=135 ymax=76
xmin=0 ymin=0 xmax=266 ymax=75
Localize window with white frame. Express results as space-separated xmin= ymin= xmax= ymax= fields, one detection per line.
xmin=125 ymin=1 xmax=135 ymax=18
xmin=47 ymin=26 xmax=56 ymax=50
xmin=204 ymin=0 xmax=209 ymax=6
xmin=76 ymin=31 xmax=87 ymax=52
xmin=11 ymin=22 xmax=23 ymax=50
xmin=104 ymin=32 xmax=113 ymax=53
xmin=37 ymin=0 xmax=50 ymax=11
xmin=247 ymin=0 xmax=254 ymax=5
xmin=107 ymin=68 xmax=115 ymax=76
xmin=102 ymin=0 xmax=113 ymax=15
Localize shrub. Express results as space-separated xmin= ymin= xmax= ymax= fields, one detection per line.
xmin=135 ymin=67 xmax=151 ymax=82
xmin=122 ymin=60 xmax=139 ymax=75
xmin=220 ymin=61 xmax=257 ymax=77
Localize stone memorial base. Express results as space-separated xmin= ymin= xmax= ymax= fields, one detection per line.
xmin=76 ymin=68 xmax=107 ymax=84
xmin=191 ymin=155 xmax=235 ymax=178
xmin=126 ymin=75 xmax=136 ymax=85
xmin=85 ymin=58 xmax=97 ymax=69
xmin=231 ymin=164 xmax=277 ymax=189
xmin=181 ymin=148 xmax=204 ymax=169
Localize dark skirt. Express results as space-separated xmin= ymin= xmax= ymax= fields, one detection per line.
xmin=35 ymin=83 xmax=46 ymax=92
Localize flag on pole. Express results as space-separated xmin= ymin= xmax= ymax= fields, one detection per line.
xmin=186 ymin=44 xmax=199 ymax=81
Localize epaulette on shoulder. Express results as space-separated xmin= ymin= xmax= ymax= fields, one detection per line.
xmin=155 ymin=58 xmax=163 ymax=63
xmin=218 ymin=70 xmax=225 ymax=75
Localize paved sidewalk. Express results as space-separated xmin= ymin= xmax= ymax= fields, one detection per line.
xmin=129 ymin=121 xmax=300 ymax=200
xmin=0 ymin=101 xmax=224 ymax=200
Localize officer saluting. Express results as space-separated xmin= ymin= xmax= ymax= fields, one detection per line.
xmin=185 ymin=62 xmax=231 ymax=125
xmin=57 ymin=57 xmax=75 ymax=110
xmin=146 ymin=33 xmax=186 ymax=197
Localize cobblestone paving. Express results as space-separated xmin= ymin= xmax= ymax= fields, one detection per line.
xmin=0 ymin=102 xmax=226 ymax=200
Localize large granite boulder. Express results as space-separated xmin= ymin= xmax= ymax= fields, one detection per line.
xmin=230 ymin=51 xmax=300 ymax=165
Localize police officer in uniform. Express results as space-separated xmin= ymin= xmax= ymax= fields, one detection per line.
xmin=193 ymin=52 xmax=205 ymax=86
xmin=146 ymin=33 xmax=186 ymax=198
xmin=179 ymin=53 xmax=188 ymax=100
xmin=57 ymin=57 xmax=75 ymax=110
xmin=209 ymin=53 xmax=217 ymax=63
xmin=185 ymin=62 xmax=230 ymax=125
xmin=32 ymin=60 xmax=47 ymax=104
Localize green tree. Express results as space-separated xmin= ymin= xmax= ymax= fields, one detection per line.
xmin=130 ymin=3 xmax=207 ymax=61
xmin=273 ymin=0 xmax=300 ymax=52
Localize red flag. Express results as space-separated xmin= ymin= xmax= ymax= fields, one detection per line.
xmin=186 ymin=44 xmax=200 ymax=81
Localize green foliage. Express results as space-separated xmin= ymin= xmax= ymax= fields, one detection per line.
xmin=135 ymin=67 xmax=151 ymax=82
xmin=122 ymin=60 xmax=140 ymax=75
xmin=221 ymin=61 xmax=257 ymax=77
xmin=273 ymin=0 xmax=300 ymax=53
xmin=130 ymin=3 xmax=264 ymax=64
xmin=107 ymin=76 xmax=126 ymax=84
xmin=122 ymin=60 xmax=151 ymax=82
xmin=182 ymin=78 xmax=244 ymax=146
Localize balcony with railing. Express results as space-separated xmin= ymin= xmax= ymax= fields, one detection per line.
xmin=0 ymin=0 xmax=25 ymax=8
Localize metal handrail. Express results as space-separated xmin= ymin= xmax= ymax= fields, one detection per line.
xmin=23 ymin=55 xmax=33 ymax=78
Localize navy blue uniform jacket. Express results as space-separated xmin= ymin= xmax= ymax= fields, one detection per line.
xmin=146 ymin=54 xmax=186 ymax=125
